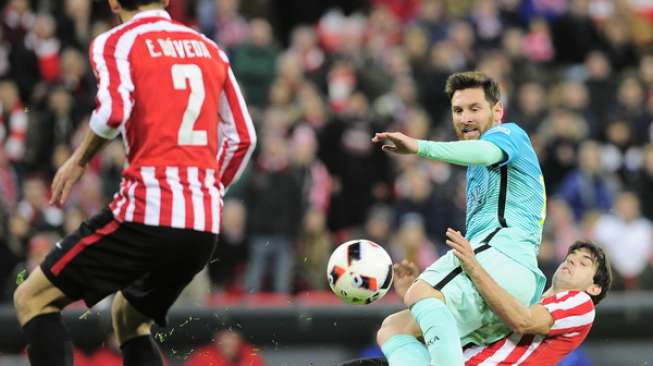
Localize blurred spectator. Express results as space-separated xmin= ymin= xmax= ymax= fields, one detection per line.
xmin=354 ymin=204 xmax=393 ymax=247
xmin=544 ymin=198 xmax=582 ymax=260
xmin=608 ymin=75 xmax=651 ymax=145
xmin=184 ymin=328 xmax=266 ymax=366
xmin=243 ymin=135 xmax=303 ymax=293
xmin=54 ymin=0 xmax=93 ymax=50
xmin=583 ymin=50 xmax=616 ymax=127
xmin=230 ymin=18 xmax=278 ymax=108
xmin=551 ymin=0 xmax=601 ymax=65
xmin=7 ymin=211 xmax=29 ymax=255
xmin=16 ymin=174 xmax=63 ymax=231
xmin=99 ymin=140 xmax=125 ymax=203
xmin=592 ymin=191 xmax=653 ymax=290
xmin=209 ymin=199 xmax=249 ymax=292
xmin=524 ymin=18 xmax=554 ymax=63
xmin=0 ymin=80 xmax=27 ymax=164
xmin=0 ymin=203 xmax=17 ymax=302
xmin=62 ymin=206 xmax=85 ymax=236
xmin=25 ymin=85 xmax=75 ymax=173
xmin=296 ymin=207 xmax=331 ymax=290
xmin=373 ymin=76 xmax=418 ymax=125
xmin=393 ymin=165 xmax=447 ymax=251
xmin=537 ymin=238 xmax=558 ymax=288
xmin=389 ymin=213 xmax=437 ymax=271
xmin=505 ymin=81 xmax=548 ymax=134
xmin=319 ymin=92 xmax=392 ymax=234
xmin=470 ymin=0 xmax=504 ymax=49
xmin=25 ymin=14 xmax=60 ymax=82
xmin=600 ymin=16 xmax=639 ymax=72
xmin=556 ymin=79 xmax=597 ymax=132
xmin=5 ymin=231 xmax=57 ymax=300
xmin=212 ymin=0 xmax=249 ymax=49
xmin=290 ymin=125 xmax=332 ymax=213
xmin=633 ymin=144 xmax=653 ymax=221
xmin=56 ymin=47 xmax=96 ymax=113
xmin=0 ymin=142 xmax=18 ymax=209
xmin=536 ymin=109 xmax=587 ymax=192
xmin=557 ymin=140 xmax=613 ymax=221
xmin=1 ymin=0 xmax=34 ymax=45
xmin=288 ymin=25 xmax=327 ymax=85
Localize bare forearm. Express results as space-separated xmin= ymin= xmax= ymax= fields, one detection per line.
xmin=466 ymin=265 xmax=533 ymax=332
xmin=73 ymin=129 xmax=110 ymax=167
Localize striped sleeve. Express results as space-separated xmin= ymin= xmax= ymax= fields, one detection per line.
xmin=541 ymin=290 xmax=595 ymax=336
xmin=216 ymin=61 xmax=257 ymax=189
xmin=88 ymin=28 xmax=135 ymax=140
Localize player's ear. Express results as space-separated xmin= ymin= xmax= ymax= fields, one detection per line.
xmin=492 ymin=100 xmax=504 ymax=123
xmin=160 ymin=0 xmax=171 ymax=7
xmin=586 ymin=283 xmax=602 ymax=297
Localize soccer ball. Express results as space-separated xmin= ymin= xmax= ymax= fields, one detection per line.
xmin=326 ymin=239 xmax=394 ymax=305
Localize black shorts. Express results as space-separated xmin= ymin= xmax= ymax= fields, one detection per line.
xmin=41 ymin=208 xmax=217 ymax=327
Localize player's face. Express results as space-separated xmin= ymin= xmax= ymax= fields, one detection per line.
xmin=451 ymin=88 xmax=502 ymax=140
xmin=552 ymin=248 xmax=600 ymax=293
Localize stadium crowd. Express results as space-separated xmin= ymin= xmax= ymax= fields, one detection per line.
xmin=1 ymin=0 xmax=653 ymax=312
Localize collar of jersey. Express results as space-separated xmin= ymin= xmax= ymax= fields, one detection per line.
xmin=132 ymin=9 xmax=171 ymax=21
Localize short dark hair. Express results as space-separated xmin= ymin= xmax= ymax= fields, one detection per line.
xmin=117 ymin=0 xmax=161 ymax=11
xmin=445 ymin=71 xmax=501 ymax=106
xmin=566 ymin=241 xmax=612 ymax=304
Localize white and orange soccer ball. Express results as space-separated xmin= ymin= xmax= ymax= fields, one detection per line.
xmin=326 ymin=239 xmax=394 ymax=304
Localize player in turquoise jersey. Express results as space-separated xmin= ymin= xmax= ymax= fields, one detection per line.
xmin=371 ymin=71 xmax=547 ymax=366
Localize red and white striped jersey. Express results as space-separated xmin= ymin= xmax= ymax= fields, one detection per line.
xmin=464 ymin=290 xmax=595 ymax=366
xmin=88 ymin=9 xmax=256 ymax=233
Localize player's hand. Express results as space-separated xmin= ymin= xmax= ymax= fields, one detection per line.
xmin=445 ymin=228 xmax=482 ymax=275
xmin=393 ymin=259 xmax=420 ymax=299
xmin=372 ymin=132 xmax=419 ymax=155
xmin=50 ymin=155 xmax=86 ymax=206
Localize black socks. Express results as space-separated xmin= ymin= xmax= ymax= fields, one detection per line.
xmin=121 ymin=335 xmax=164 ymax=366
xmin=22 ymin=313 xmax=73 ymax=366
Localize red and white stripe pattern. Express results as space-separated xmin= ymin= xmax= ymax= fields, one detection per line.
xmin=89 ymin=10 xmax=255 ymax=233
xmin=109 ymin=166 xmax=223 ymax=233
xmin=463 ymin=291 xmax=595 ymax=365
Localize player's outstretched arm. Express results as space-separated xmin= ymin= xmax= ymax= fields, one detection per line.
xmin=372 ymin=132 xmax=505 ymax=166
xmin=50 ymin=129 xmax=109 ymax=205
xmin=415 ymin=140 xmax=504 ymax=166
xmin=445 ymin=229 xmax=553 ymax=335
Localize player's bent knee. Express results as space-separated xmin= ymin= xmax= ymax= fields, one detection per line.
xmin=377 ymin=313 xmax=400 ymax=346
xmin=111 ymin=293 xmax=153 ymax=344
xmin=376 ymin=310 xmax=420 ymax=346
xmin=13 ymin=284 xmax=31 ymax=321
xmin=403 ymin=280 xmax=444 ymax=308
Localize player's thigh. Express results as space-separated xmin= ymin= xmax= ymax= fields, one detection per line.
xmin=468 ymin=247 xmax=537 ymax=343
xmin=111 ymin=291 xmax=154 ymax=344
xmin=417 ymin=249 xmax=495 ymax=340
xmin=13 ymin=267 xmax=72 ymax=325
xmin=40 ymin=208 xmax=161 ymax=310
xmin=121 ymin=227 xmax=218 ymax=328
xmin=477 ymin=247 xmax=537 ymax=306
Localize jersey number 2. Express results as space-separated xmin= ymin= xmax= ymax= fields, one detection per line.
xmin=172 ymin=64 xmax=207 ymax=146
